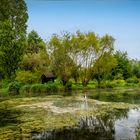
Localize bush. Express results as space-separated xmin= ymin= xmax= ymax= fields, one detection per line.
xmin=8 ymin=81 xmax=21 ymax=95
xmin=126 ymin=76 xmax=139 ymax=84
xmin=112 ymin=79 xmax=126 ymax=87
xmin=16 ymin=70 xmax=40 ymax=84
xmin=99 ymin=80 xmax=114 ymax=88
xmin=30 ymin=82 xmax=58 ymax=94
xmin=114 ymin=73 xmax=124 ymax=80
xmin=44 ymin=82 xmax=58 ymax=92
xmin=0 ymin=79 xmax=11 ymax=88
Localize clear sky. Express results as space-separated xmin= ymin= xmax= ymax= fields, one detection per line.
xmin=26 ymin=0 xmax=140 ymax=59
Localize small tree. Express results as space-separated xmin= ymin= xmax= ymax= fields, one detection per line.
xmin=112 ymin=51 xmax=131 ymax=79
xmin=92 ymin=52 xmax=117 ymax=87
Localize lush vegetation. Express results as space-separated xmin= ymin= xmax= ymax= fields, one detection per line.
xmin=1 ymin=1 xmax=140 ymax=140
xmin=1 ymin=0 xmax=140 ymax=96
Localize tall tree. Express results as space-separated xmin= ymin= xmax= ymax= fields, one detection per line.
xmin=48 ymin=33 xmax=75 ymax=86
xmin=0 ymin=0 xmax=28 ymax=79
xmin=26 ymin=30 xmax=46 ymax=54
xmin=69 ymin=31 xmax=99 ymax=86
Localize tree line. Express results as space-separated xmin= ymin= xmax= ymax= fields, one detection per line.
xmin=0 ymin=0 xmax=140 ymax=89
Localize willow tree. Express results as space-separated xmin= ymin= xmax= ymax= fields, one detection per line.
xmin=69 ymin=31 xmax=99 ymax=86
xmin=0 ymin=0 xmax=28 ymax=79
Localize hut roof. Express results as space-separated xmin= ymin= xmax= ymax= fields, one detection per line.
xmin=42 ymin=72 xmax=55 ymax=78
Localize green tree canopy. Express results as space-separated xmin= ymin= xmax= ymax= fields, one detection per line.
xmin=92 ymin=35 xmax=116 ymax=87
xmin=26 ymin=30 xmax=46 ymax=54
xmin=48 ymin=33 xmax=75 ymax=86
xmin=112 ymin=51 xmax=131 ymax=79
xmin=0 ymin=0 xmax=28 ymax=79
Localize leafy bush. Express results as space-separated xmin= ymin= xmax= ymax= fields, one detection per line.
xmin=0 ymin=79 xmax=11 ymax=88
xmin=44 ymin=82 xmax=58 ymax=92
xmin=16 ymin=70 xmax=39 ymax=84
xmin=112 ymin=79 xmax=126 ymax=87
xmin=126 ymin=76 xmax=139 ymax=84
xmin=114 ymin=73 xmax=124 ymax=80
xmin=30 ymin=82 xmax=58 ymax=94
xmin=99 ymin=80 xmax=114 ymax=88
xmin=8 ymin=81 xmax=21 ymax=95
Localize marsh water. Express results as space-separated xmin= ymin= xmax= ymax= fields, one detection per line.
xmin=73 ymin=88 xmax=140 ymax=104
xmin=34 ymin=108 xmax=140 ymax=140
xmin=1 ymin=88 xmax=140 ymax=140
xmin=32 ymin=88 xmax=140 ymax=140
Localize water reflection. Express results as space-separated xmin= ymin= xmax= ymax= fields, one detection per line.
xmin=33 ymin=109 xmax=140 ymax=140
xmin=53 ymin=96 xmax=92 ymax=110
xmin=134 ymin=121 xmax=140 ymax=140
xmin=87 ymin=88 xmax=140 ymax=104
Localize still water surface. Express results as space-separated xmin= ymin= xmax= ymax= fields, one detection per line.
xmin=34 ymin=88 xmax=140 ymax=140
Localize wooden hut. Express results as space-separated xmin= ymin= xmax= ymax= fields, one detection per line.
xmin=41 ymin=72 xmax=56 ymax=84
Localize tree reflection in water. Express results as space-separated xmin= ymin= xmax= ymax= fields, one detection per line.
xmin=33 ymin=109 xmax=129 ymax=140
xmin=133 ymin=121 xmax=140 ymax=140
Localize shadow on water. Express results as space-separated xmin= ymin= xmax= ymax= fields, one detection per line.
xmin=33 ymin=108 xmax=140 ymax=140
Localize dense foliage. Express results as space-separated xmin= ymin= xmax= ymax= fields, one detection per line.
xmin=0 ymin=0 xmax=28 ymax=79
xmin=0 ymin=0 xmax=140 ymax=94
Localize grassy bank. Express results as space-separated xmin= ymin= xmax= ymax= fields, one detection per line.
xmin=0 ymin=79 xmax=140 ymax=98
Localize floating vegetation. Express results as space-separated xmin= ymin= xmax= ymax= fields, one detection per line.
xmin=0 ymin=95 xmax=140 ymax=140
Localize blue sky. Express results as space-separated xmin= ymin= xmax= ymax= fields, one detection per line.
xmin=26 ymin=0 xmax=140 ymax=59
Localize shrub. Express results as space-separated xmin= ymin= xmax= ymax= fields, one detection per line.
xmin=126 ymin=76 xmax=139 ymax=84
xmin=30 ymin=82 xmax=58 ymax=94
xmin=0 ymin=79 xmax=11 ymax=88
xmin=114 ymin=73 xmax=124 ymax=80
xmin=16 ymin=70 xmax=40 ymax=84
xmin=112 ymin=79 xmax=126 ymax=87
xmin=99 ymin=80 xmax=114 ymax=88
xmin=44 ymin=82 xmax=58 ymax=92
xmin=8 ymin=81 xmax=21 ymax=95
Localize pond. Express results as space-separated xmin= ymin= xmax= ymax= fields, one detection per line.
xmin=0 ymin=88 xmax=140 ymax=140
xmin=33 ymin=108 xmax=140 ymax=140
xmin=32 ymin=89 xmax=140 ymax=140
